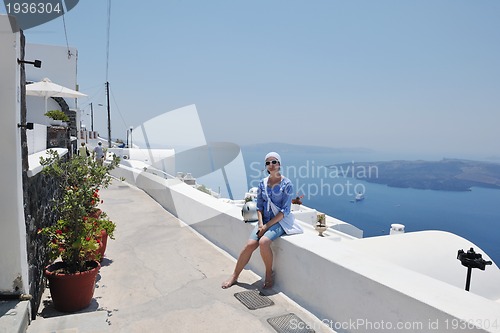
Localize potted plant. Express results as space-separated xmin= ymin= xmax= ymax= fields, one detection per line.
xmin=291 ymin=194 xmax=304 ymax=211
xmin=92 ymin=210 xmax=116 ymax=262
xmin=315 ymin=213 xmax=327 ymax=236
xmin=44 ymin=109 xmax=70 ymax=126
xmin=38 ymin=150 xmax=119 ymax=312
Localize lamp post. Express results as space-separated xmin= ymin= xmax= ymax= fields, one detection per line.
xmin=96 ymin=103 xmax=103 ymax=133
xmin=106 ymin=81 xmax=111 ymax=148
xmin=89 ymin=103 xmax=94 ymax=131
xmin=129 ymin=126 xmax=133 ymax=148
xmin=88 ymin=103 xmax=104 ymax=132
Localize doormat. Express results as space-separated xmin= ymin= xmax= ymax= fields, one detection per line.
xmin=234 ymin=290 xmax=274 ymax=310
xmin=267 ymin=313 xmax=315 ymax=333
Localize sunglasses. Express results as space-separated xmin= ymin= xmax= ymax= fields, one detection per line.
xmin=265 ymin=160 xmax=279 ymax=165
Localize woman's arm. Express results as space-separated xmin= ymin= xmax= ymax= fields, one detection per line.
xmin=257 ymin=211 xmax=284 ymax=238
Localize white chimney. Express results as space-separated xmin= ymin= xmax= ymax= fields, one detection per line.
xmin=390 ymin=223 xmax=405 ymax=235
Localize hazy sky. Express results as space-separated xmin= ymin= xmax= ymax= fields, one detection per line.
xmin=3 ymin=1 xmax=500 ymax=159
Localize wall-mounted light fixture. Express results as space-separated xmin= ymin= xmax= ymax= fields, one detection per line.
xmin=18 ymin=122 xmax=34 ymax=130
xmin=17 ymin=58 xmax=42 ymax=68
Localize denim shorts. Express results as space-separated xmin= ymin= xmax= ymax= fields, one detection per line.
xmin=249 ymin=223 xmax=285 ymax=241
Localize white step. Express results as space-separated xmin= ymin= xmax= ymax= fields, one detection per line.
xmin=27 ymin=311 xmax=109 ymax=333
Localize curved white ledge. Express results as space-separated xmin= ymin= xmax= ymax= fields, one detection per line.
xmin=27 ymin=148 xmax=68 ymax=177
xmin=112 ymin=163 xmax=500 ymax=333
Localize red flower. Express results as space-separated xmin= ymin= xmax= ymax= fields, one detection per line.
xmin=292 ymin=194 xmax=304 ymax=204
xmin=85 ymin=237 xmax=91 ymax=241
xmin=56 ymin=229 xmax=63 ymax=235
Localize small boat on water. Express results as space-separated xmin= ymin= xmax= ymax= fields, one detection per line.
xmin=355 ymin=192 xmax=365 ymax=202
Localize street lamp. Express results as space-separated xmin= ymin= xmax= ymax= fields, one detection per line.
xmin=17 ymin=58 xmax=42 ymax=68
xmin=89 ymin=103 xmax=94 ymax=131
xmin=89 ymin=103 xmax=104 ymax=132
xmin=129 ymin=126 xmax=133 ymax=148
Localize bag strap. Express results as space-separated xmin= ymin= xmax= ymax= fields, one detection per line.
xmin=263 ymin=176 xmax=281 ymax=216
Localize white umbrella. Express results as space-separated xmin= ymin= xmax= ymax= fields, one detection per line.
xmin=26 ymin=77 xmax=87 ymax=112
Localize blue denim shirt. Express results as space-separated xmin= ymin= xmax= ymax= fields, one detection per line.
xmin=257 ymin=176 xmax=294 ymax=224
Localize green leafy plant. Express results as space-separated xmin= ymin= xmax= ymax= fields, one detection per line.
xmin=44 ymin=110 xmax=70 ymax=122
xmin=38 ymin=150 xmax=119 ymax=273
xmin=95 ymin=211 xmax=115 ymax=239
xmin=316 ymin=213 xmax=326 ymax=227
xmin=196 ymin=184 xmax=211 ymax=195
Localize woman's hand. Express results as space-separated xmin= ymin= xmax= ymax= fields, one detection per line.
xmin=257 ymin=224 xmax=267 ymax=239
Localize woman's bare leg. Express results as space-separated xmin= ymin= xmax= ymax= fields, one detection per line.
xmin=259 ymin=236 xmax=274 ymax=288
xmin=222 ymin=239 xmax=259 ymax=288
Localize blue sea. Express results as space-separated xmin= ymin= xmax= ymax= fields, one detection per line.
xmin=241 ymin=148 xmax=500 ymax=265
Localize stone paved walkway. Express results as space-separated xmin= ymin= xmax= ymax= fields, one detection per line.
xmin=27 ymin=180 xmax=333 ymax=333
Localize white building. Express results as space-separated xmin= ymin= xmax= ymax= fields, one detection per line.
xmin=0 ymin=14 xmax=83 ymax=331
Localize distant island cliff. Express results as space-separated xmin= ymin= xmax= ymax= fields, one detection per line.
xmin=327 ymin=159 xmax=500 ymax=191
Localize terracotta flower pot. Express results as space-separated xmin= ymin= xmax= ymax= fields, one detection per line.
xmin=89 ymin=208 xmax=102 ymax=218
xmin=44 ymin=260 xmax=100 ymax=312
xmin=95 ymin=230 xmax=108 ymax=261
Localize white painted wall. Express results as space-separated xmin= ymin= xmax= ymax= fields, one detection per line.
xmin=26 ymin=95 xmax=61 ymax=126
xmin=108 ymin=148 xmax=176 ymax=177
xmin=112 ymin=163 xmax=500 ymax=332
xmin=0 ymin=14 xmax=29 ymax=294
xmin=24 ymin=43 xmax=81 ymax=129
xmin=27 ymin=148 xmax=67 ymax=178
xmin=26 ymin=123 xmax=47 ymax=154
